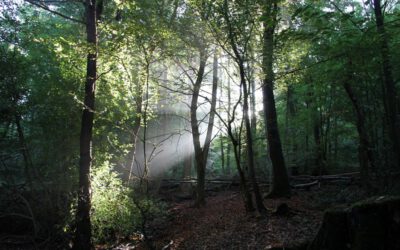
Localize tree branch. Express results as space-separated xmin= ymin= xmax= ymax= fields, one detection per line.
xmin=25 ymin=0 xmax=85 ymax=25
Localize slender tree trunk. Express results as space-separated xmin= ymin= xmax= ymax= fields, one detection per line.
xmin=191 ymin=48 xmax=218 ymax=206
xmin=203 ymin=51 xmax=219 ymax=162
xmin=249 ymin=49 xmax=257 ymax=140
xmin=249 ymin=54 xmax=258 ymax=175
xmin=191 ymin=47 xmax=207 ymax=206
xmin=183 ymin=151 xmax=192 ymax=179
xmin=313 ymin=115 xmax=325 ymax=174
xmin=226 ymin=60 xmax=232 ymax=175
xmin=372 ymin=0 xmax=400 ymax=168
xmin=240 ymin=63 xmax=267 ymax=214
xmin=285 ymin=84 xmax=296 ymax=167
xmin=74 ymin=0 xmax=97 ymax=248
xmin=15 ymin=114 xmax=33 ymax=188
xmin=220 ymin=137 xmax=225 ymax=174
xmin=127 ymin=80 xmax=142 ymax=184
xmin=231 ymin=137 xmax=254 ymax=212
xmin=222 ymin=61 xmax=253 ymax=212
xmin=262 ymin=0 xmax=290 ymax=198
xmin=342 ymin=59 xmax=375 ymax=187
xmin=219 ymin=76 xmax=225 ymax=175
xmin=222 ymin=0 xmax=266 ymax=213
xmin=343 ymin=82 xmax=374 ymax=184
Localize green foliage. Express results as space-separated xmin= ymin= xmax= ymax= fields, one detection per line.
xmin=91 ymin=161 xmax=167 ymax=243
xmin=2 ymin=0 xmax=400 ymax=245
xmin=91 ymin=162 xmax=138 ymax=242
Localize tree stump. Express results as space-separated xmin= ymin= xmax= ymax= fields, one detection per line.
xmin=308 ymin=196 xmax=400 ymax=250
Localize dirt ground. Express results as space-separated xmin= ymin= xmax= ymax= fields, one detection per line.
xmin=147 ymin=189 xmax=324 ymax=250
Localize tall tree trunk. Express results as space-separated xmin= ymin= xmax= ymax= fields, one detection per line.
xmin=240 ymin=63 xmax=266 ymax=214
xmin=231 ymin=134 xmax=254 ymax=212
xmin=191 ymin=47 xmax=207 ymax=206
xmin=223 ymin=62 xmax=253 ymax=212
xmin=372 ymin=0 xmax=400 ymax=168
xmin=249 ymin=53 xmax=258 ymax=176
xmin=313 ymin=114 xmax=325 ymax=175
xmin=220 ymin=137 xmax=225 ymax=174
xmin=262 ymin=0 xmax=290 ymax=198
xmin=127 ymin=77 xmax=143 ymax=184
xmin=222 ymin=0 xmax=266 ymax=214
xmin=219 ymin=74 xmax=225 ymax=175
xmin=203 ymin=50 xmax=219 ymax=162
xmin=342 ymin=59 xmax=375 ymax=188
xmin=191 ymin=48 xmax=218 ymax=207
xmin=226 ymin=60 xmax=232 ymax=175
xmin=285 ymin=84 xmax=296 ymax=167
xmin=15 ymin=114 xmax=33 ymax=188
xmin=249 ymin=49 xmax=257 ymax=140
xmin=74 ymin=0 xmax=97 ymax=248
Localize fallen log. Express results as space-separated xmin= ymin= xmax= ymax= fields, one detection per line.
xmin=308 ymin=196 xmax=400 ymax=250
xmin=291 ymin=180 xmax=319 ymax=189
xmin=291 ymin=172 xmax=359 ymax=180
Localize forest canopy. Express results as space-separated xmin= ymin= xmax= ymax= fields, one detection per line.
xmin=1 ymin=0 xmax=399 ymax=249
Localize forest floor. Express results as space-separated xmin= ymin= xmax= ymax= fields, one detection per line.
xmin=148 ymin=190 xmax=322 ymax=250
xmin=123 ymin=181 xmax=366 ymax=250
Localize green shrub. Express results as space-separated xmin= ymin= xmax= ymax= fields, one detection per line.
xmin=91 ymin=161 xmax=139 ymax=243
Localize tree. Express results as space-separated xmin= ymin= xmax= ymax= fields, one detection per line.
xmin=218 ymin=0 xmax=267 ymax=214
xmin=190 ymin=46 xmax=219 ymax=206
xmin=73 ymin=0 xmax=99 ymax=248
xmin=372 ymin=0 xmax=400 ymax=168
xmin=261 ymin=0 xmax=290 ymax=198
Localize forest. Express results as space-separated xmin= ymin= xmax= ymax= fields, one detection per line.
xmin=1 ymin=0 xmax=400 ymax=249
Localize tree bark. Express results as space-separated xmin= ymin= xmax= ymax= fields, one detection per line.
xmin=342 ymin=60 xmax=375 ymax=188
xmin=223 ymin=64 xmax=253 ymax=212
xmin=262 ymin=0 xmax=290 ymax=198
xmin=190 ymin=46 xmax=207 ymax=207
xmin=372 ymin=0 xmax=400 ymax=168
xmin=74 ymin=0 xmax=97 ymax=248
xmin=240 ymin=63 xmax=266 ymax=213
xmin=226 ymin=60 xmax=232 ymax=175
xmin=223 ymin=0 xmax=266 ymax=213
xmin=127 ymin=73 xmax=143 ymax=184
xmin=15 ymin=114 xmax=33 ymax=188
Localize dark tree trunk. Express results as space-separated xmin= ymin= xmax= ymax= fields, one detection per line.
xmin=190 ymin=46 xmax=208 ymax=207
xmin=222 ymin=0 xmax=266 ymax=214
xmin=342 ymin=62 xmax=375 ymax=187
xmin=285 ymin=84 xmax=297 ymax=166
xmin=226 ymin=62 xmax=232 ymax=175
xmin=240 ymin=63 xmax=267 ymax=214
xmin=15 ymin=114 xmax=33 ymax=188
xmin=231 ymin=137 xmax=254 ymax=212
xmin=223 ymin=65 xmax=253 ymax=212
xmin=262 ymin=0 xmax=290 ymax=198
xmin=313 ymin=116 xmax=325 ymax=174
xmin=203 ymin=51 xmax=218 ymax=162
xmin=249 ymin=54 xmax=258 ymax=175
xmin=74 ymin=0 xmax=97 ymax=248
xmin=372 ymin=0 xmax=400 ymax=168
xmin=249 ymin=49 xmax=257 ymax=138
xmin=220 ymin=137 xmax=225 ymax=174
xmin=193 ymin=49 xmax=218 ymax=206
xmin=219 ymin=78 xmax=225 ymax=174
